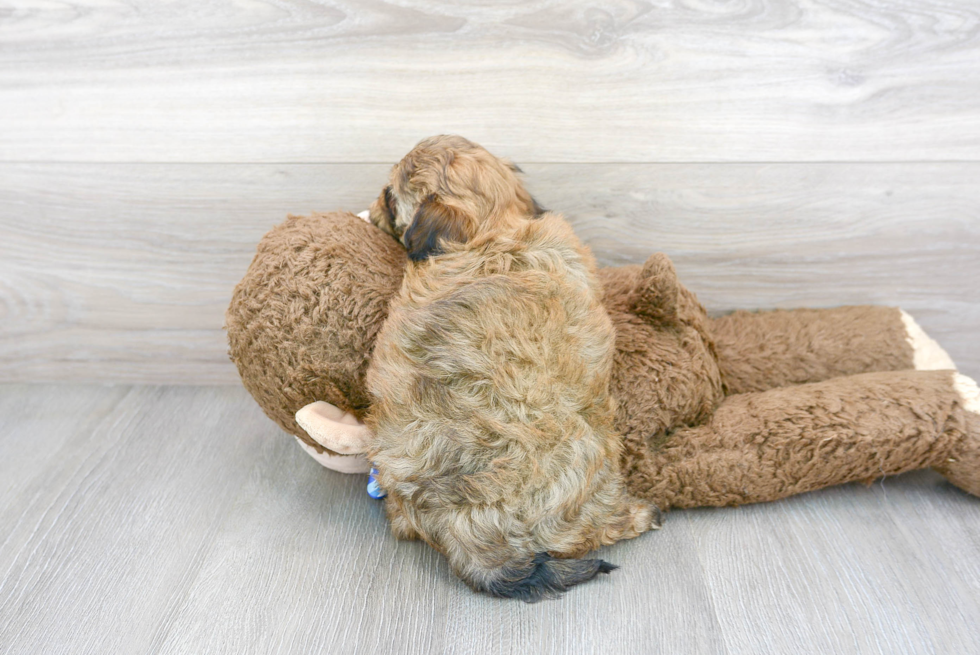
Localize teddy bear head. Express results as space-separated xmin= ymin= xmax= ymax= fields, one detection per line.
xmin=227 ymin=211 xmax=406 ymax=452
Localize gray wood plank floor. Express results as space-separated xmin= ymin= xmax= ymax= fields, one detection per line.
xmin=2 ymin=383 xmax=979 ymax=655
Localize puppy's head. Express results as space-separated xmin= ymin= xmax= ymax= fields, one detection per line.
xmin=369 ymin=135 xmax=545 ymax=261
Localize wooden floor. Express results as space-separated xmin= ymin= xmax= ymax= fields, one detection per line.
xmin=2 ymin=383 xmax=979 ymax=655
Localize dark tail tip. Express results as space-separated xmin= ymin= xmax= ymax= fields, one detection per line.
xmin=596 ymin=560 xmax=618 ymax=574
xmin=482 ymin=552 xmax=618 ymax=603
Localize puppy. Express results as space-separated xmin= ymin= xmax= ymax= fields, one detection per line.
xmin=366 ymin=136 xmax=657 ymax=601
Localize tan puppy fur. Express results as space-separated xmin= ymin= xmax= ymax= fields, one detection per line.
xmin=365 ymin=136 xmax=656 ymax=601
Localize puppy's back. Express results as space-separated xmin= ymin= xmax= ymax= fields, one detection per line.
xmin=368 ymin=214 xmax=648 ymax=601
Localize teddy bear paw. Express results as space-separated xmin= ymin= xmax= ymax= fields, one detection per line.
xmin=953 ymin=373 xmax=980 ymax=416
xmin=901 ymin=310 xmax=957 ymax=370
xmin=294 ymin=438 xmax=372 ymax=474
xmin=295 ymin=400 xmax=373 ymax=454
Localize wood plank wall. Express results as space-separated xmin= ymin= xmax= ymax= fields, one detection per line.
xmin=2 ymin=1 xmax=978 ymax=383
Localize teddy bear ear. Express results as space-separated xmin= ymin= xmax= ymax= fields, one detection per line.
xmin=630 ymin=253 xmax=681 ymax=325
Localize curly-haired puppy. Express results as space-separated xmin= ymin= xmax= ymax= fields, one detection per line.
xmin=366 ymin=135 xmax=657 ymax=601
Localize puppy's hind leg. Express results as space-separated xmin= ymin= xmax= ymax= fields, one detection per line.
xmin=599 ymin=494 xmax=662 ymax=546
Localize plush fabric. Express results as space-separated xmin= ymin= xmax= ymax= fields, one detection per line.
xmin=226 ymin=213 xmax=406 ymax=447
xmin=226 ymin=211 xmax=979 ymax=507
xmin=709 ymin=305 xmax=914 ymax=394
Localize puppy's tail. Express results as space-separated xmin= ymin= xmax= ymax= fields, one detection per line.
xmin=469 ymin=552 xmax=617 ymax=603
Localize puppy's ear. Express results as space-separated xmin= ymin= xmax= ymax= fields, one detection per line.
xmin=404 ymin=195 xmax=470 ymax=261
xmin=506 ymin=161 xmax=546 ymax=217
xmin=530 ymin=196 xmax=548 ymax=218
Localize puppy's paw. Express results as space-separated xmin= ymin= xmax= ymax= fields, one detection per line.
xmin=596 ymin=497 xmax=660 ymax=546
xmin=631 ymin=498 xmax=663 ymax=534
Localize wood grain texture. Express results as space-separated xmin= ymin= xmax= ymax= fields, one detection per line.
xmin=0 ymin=384 xmax=129 ymax=528
xmin=0 ymin=385 xmax=271 ymax=654
xmin=437 ymin=516 xmax=727 ymax=655
xmin=687 ymin=481 xmax=980 ymax=653
xmin=2 ymin=0 xmax=980 ymax=162
xmin=2 ymin=383 xmax=980 ymax=654
xmin=2 ymin=162 xmax=977 ymax=384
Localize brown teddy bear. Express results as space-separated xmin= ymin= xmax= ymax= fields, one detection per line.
xmin=226 ymin=210 xmax=980 ymax=510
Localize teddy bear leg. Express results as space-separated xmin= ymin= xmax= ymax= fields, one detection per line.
xmin=708 ymin=306 xmax=954 ymax=395
xmin=933 ymin=374 xmax=980 ymax=496
xmin=629 ymin=369 xmax=973 ymax=510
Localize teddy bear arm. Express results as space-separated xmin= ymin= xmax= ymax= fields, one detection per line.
xmin=291 ymin=401 xmax=374 ymax=474
xmin=707 ymin=306 xmax=954 ymax=395
xmin=294 ymin=439 xmax=372 ymax=474
xmin=628 ymin=369 xmax=979 ymax=510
